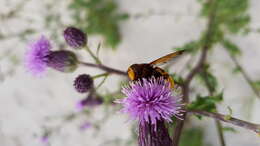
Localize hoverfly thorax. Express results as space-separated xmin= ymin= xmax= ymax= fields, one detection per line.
xmin=127 ymin=50 xmax=186 ymax=88
xmin=127 ymin=64 xmax=162 ymax=81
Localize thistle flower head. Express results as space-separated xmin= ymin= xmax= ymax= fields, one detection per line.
xmin=76 ymin=94 xmax=103 ymax=111
xmin=40 ymin=136 xmax=49 ymax=144
xmin=63 ymin=27 xmax=87 ymax=48
xmin=47 ymin=50 xmax=78 ymax=73
xmin=79 ymin=121 xmax=92 ymax=131
xmin=74 ymin=74 xmax=93 ymax=93
xmin=119 ymin=77 xmax=183 ymax=125
xmin=25 ymin=36 xmax=51 ymax=76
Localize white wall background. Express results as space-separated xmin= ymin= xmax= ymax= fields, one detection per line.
xmin=0 ymin=0 xmax=260 ymax=146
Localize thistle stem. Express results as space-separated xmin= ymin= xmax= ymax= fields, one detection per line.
xmin=84 ymin=46 xmax=102 ymax=64
xmin=79 ymin=61 xmax=127 ymax=76
xmin=227 ymin=52 xmax=260 ymax=99
xmin=96 ymin=74 xmax=109 ymax=89
xmin=172 ymin=0 xmax=218 ymax=145
xmin=215 ymin=120 xmax=226 ymax=146
xmin=92 ymin=73 xmax=109 ymax=79
xmin=188 ymin=109 xmax=260 ymax=134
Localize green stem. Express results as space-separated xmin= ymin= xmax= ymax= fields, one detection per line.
xmin=84 ymin=45 xmax=102 ymax=64
xmin=79 ymin=61 xmax=127 ymax=76
xmin=228 ymin=52 xmax=260 ymax=99
xmin=172 ymin=0 xmax=219 ymax=145
xmin=96 ymin=43 xmax=102 ymax=59
xmin=92 ymin=73 xmax=109 ymax=79
xmin=96 ymin=74 xmax=109 ymax=89
xmin=189 ymin=109 xmax=260 ymax=133
xmin=215 ymin=120 xmax=226 ymax=146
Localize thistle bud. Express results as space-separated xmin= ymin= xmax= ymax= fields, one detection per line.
xmin=76 ymin=94 xmax=103 ymax=111
xmin=74 ymin=74 xmax=93 ymax=93
xmin=47 ymin=50 xmax=78 ymax=73
xmin=63 ymin=27 xmax=87 ymax=48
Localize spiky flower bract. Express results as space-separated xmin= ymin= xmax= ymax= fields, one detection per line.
xmin=138 ymin=120 xmax=172 ymax=146
xmin=119 ymin=77 xmax=183 ymax=125
xmin=25 ymin=36 xmax=51 ymax=76
xmin=47 ymin=50 xmax=78 ymax=73
xmin=74 ymin=74 xmax=93 ymax=93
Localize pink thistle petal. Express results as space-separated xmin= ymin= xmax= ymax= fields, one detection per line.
xmin=25 ymin=35 xmax=51 ymax=76
xmin=118 ymin=77 xmax=184 ymax=125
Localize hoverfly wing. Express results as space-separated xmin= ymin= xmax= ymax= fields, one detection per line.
xmin=149 ymin=50 xmax=186 ymax=66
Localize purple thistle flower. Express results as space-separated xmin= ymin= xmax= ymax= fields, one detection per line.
xmin=25 ymin=36 xmax=51 ymax=76
xmin=118 ymin=77 xmax=184 ymax=146
xmin=119 ymin=77 xmax=184 ymax=125
xmin=39 ymin=135 xmax=49 ymax=145
xmin=79 ymin=121 xmax=92 ymax=131
xmin=75 ymin=93 xmax=103 ymax=111
xmin=63 ymin=27 xmax=87 ymax=48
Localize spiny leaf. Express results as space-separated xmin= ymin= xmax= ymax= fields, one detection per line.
xmin=173 ymin=40 xmax=202 ymax=54
xmin=187 ymin=93 xmax=223 ymax=113
xmin=69 ymin=0 xmax=128 ymax=49
xmin=222 ymin=40 xmax=242 ymax=57
xmin=253 ymin=81 xmax=260 ymax=91
xmin=200 ymin=0 xmax=250 ymax=35
xmin=171 ymin=73 xmax=184 ymax=85
xmin=180 ymin=128 xmax=206 ymax=146
xmin=198 ymin=65 xmax=218 ymax=94
xmin=222 ymin=127 xmax=237 ymax=133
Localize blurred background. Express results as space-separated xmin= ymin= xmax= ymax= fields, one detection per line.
xmin=0 ymin=0 xmax=260 ymax=146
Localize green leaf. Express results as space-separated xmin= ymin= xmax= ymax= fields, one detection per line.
xmin=222 ymin=126 xmax=237 ymax=133
xmin=180 ymin=128 xmax=206 ymax=146
xmin=198 ymin=65 xmax=218 ymax=93
xmin=69 ymin=0 xmax=128 ymax=49
xmin=173 ymin=40 xmax=202 ymax=54
xmin=222 ymin=40 xmax=241 ymax=57
xmin=253 ymin=81 xmax=260 ymax=91
xmin=224 ymin=106 xmax=233 ymax=120
xmin=200 ymin=0 xmax=250 ymax=35
xmin=187 ymin=93 xmax=223 ymax=113
xmin=232 ymin=66 xmax=241 ymax=74
xmin=170 ymin=73 xmax=184 ymax=85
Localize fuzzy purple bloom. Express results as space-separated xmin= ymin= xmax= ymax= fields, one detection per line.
xmin=63 ymin=27 xmax=87 ymax=48
xmin=119 ymin=77 xmax=183 ymax=125
xmin=25 ymin=36 xmax=51 ymax=76
xmin=76 ymin=94 xmax=103 ymax=111
xmin=39 ymin=136 xmax=49 ymax=144
xmin=79 ymin=121 xmax=92 ymax=131
xmin=118 ymin=77 xmax=184 ymax=146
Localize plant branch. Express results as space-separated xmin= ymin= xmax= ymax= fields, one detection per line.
xmin=172 ymin=0 xmax=218 ymax=145
xmin=92 ymin=73 xmax=110 ymax=79
xmin=227 ymin=53 xmax=260 ymax=99
xmin=202 ymin=66 xmax=226 ymax=146
xmin=188 ymin=109 xmax=260 ymax=134
xmin=84 ymin=46 xmax=102 ymax=64
xmin=215 ymin=120 xmax=226 ymax=146
xmin=79 ymin=61 xmax=127 ymax=76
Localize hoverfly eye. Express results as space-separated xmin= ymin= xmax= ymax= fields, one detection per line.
xmin=127 ymin=67 xmax=135 ymax=80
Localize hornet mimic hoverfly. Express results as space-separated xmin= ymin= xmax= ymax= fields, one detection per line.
xmin=127 ymin=50 xmax=186 ymax=88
